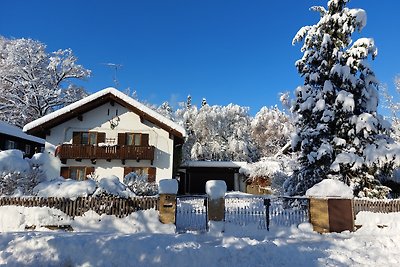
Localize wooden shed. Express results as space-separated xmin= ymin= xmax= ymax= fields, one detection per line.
xmin=178 ymin=161 xmax=247 ymax=194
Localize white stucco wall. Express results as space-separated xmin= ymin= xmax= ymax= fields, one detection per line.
xmin=44 ymin=102 xmax=175 ymax=182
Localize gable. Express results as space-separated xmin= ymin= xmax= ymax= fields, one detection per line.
xmin=23 ymin=88 xmax=185 ymax=140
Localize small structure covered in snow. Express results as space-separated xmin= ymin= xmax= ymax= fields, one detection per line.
xmin=178 ymin=161 xmax=247 ymax=194
xmin=306 ymin=179 xmax=354 ymax=198
xmin=0 ymin=121 xmax=44 ymax=158
xmin=307 ymin=179 xmax=355 ymax=234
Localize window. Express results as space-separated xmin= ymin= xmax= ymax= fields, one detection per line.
xmin=25 ymin=144 xmax=31 ymax=155
xmin=81 ymin=132 xmax=97 ymax=145
xmin=5 ymin=140 xmax=15 ymax=149
xmin=73 ymin=132 xmax=105 ymax=145
xmin=125 ymin=133 xmax=149 ymax=146
xmin=60 ymin=166 xmax=94 ymax=180
xmin=70 ymin=167 xmax=87 ymax=181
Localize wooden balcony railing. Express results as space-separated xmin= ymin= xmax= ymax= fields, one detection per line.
xmin=58 ymin=144 xmax=155 ymax=163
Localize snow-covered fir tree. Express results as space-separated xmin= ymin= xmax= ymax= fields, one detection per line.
xmin=201 ymin=98 xmax=207 ymax=107
xmin=156 ymin=101 xmax=174 ymax=121
xmin=286 ymin=0 xmax=399 ymax=198
xmin=175 ymin=95 xmax=198 ymax=162
xmin=381 ymin=76 xmax=400 ymax=143
xmin=0 ymin=36 xmax=90 ymax=127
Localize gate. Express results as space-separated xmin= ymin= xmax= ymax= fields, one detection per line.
xmin=175 ymin=195 xmax=208 ymax=233
xmin=225 ymin=196 xmax=270 ymax=230
xmin=269 ymin=197 xmax=309 ymax=227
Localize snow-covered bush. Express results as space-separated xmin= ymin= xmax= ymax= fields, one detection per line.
xmin=33 ymin=177 xmax=97 ymax=200
xmin=123 ymin=172 xmax=158 ymax=196
xmin=240 ymin=158 xmax=291 ymax=196
xmin=93 ymin=175 xmax=136 ymax=198
xmin=0 ymin=150 xmax=46 ymax=196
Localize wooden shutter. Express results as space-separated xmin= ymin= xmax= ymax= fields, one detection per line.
xmin=97 ymin=132 xmax=106 ymax=143
xmin=60 ymin=167 xmax=70 ymax=179
xmin=118 ymin=133 xmax=126 ymax=146
xmin=124 ymin=167 xmax=134 ymax=177
xmin=141 ymin=134 xmax=149 ymax=146
xmin=148 ymin=167 xmax=156 ymax=183
xmin=86 ymin=167 xmax=95 ymax=177
xmin=72 ymin=132 xmax=81 ymax=144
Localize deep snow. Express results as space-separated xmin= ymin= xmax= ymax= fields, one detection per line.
xmin=0 ymin=206 xmax=399 ymax=266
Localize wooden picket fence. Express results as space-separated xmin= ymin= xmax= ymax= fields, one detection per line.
xmin=0 ymin=196 xmax=158 ymax=217
xmin=353 ymin=198 xmax=400 ymax=214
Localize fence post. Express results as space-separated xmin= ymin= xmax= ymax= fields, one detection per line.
xmin=206 ymin=180 xmax=226 ymax=233
xmin=309 ymin=197 xmax=354 ymax=233
xmin=264 ymin=198 xmax=270 ymax=231
xmin=158 ymin=179 xmax=178 ymax=224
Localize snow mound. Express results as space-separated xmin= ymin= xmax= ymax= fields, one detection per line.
xmin=158 ymin=179 xmax=178 ymax=194
xmin=33 ymin=178 xmax=97 ymax=200
xmin=0 ymin=206 xmax=71 ymax=231
xmin=305 ymin=179 xmax=353 ymax=198
xmin=0 ymin=149 xmax=30 ymax=174
xmin=206 ymin=180 xmax=227 ymax=199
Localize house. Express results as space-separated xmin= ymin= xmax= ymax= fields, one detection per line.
xmin=0 ymin=121 xmax=44 ymax=158
xmin=178 ymin=161 xmax=247 ymax=194
xmin=23 ymin=87 xmax=186 ymax=183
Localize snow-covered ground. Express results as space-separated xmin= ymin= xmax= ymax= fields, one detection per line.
xmin=0 ymin=206 xmax=399 ymax=266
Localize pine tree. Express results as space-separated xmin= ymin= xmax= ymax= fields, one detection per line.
xmin=286 ymin=0 xmax=398 ymax=198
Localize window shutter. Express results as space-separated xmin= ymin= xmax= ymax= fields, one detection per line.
xmin=118 ymin=133 xmax=126 ymax=146
xmin=141 ymin=134 xmax=149 ymax=146
xmin=85 ymin=167 xmax=95 ymax=177
xmin=148 ymin=167 xmax=156 ymax=183
xmin=97 ymin=132 xmax=106 ymax=143
xmin=124 ymin=167 xmax=134 ymax=177
xmin=60 ymin=167 xmax=70 ymax=179
xmin=72 ymin=132 xmax=81 ymax=144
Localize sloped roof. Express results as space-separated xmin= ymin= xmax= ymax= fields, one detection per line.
xmin=23 ymin=87 xmax=186 ymax=139
xmin=0 ymin=121 xmax=45 ymax=144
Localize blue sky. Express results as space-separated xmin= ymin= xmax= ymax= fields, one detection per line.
xmin=1 ymin=0 xmax=399 ymax=114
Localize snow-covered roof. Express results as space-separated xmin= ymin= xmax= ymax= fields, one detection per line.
xmin=180 ymin=161 xmax=248 ymax=168
xmin=23 ymin=87 xmax=186 ymax=138
xmin=0 ymin=121 xmax=45 ymax=144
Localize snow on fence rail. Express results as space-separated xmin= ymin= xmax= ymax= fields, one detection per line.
xmin=0 ymin=196 xmax=158 ymax=217
xmin=353 ymin=198 xmax=400 ymax=214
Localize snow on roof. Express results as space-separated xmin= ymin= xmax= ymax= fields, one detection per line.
xmin=23 ymin=87 xmax=186 ymax=137
xmin=0 ymin=121 xmax=45 ymax=144
xmin=181 ymin=161 xmax=248 ymax=168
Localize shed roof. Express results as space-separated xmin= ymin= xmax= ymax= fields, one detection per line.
xmin=180 ymin=161 xmax=248 ymax=169
xmin=0 ymin=121 xmax=45 ymax=144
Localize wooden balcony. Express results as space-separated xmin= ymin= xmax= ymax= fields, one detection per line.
xmin=58 ymin=144 xmax=155 ymax=164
